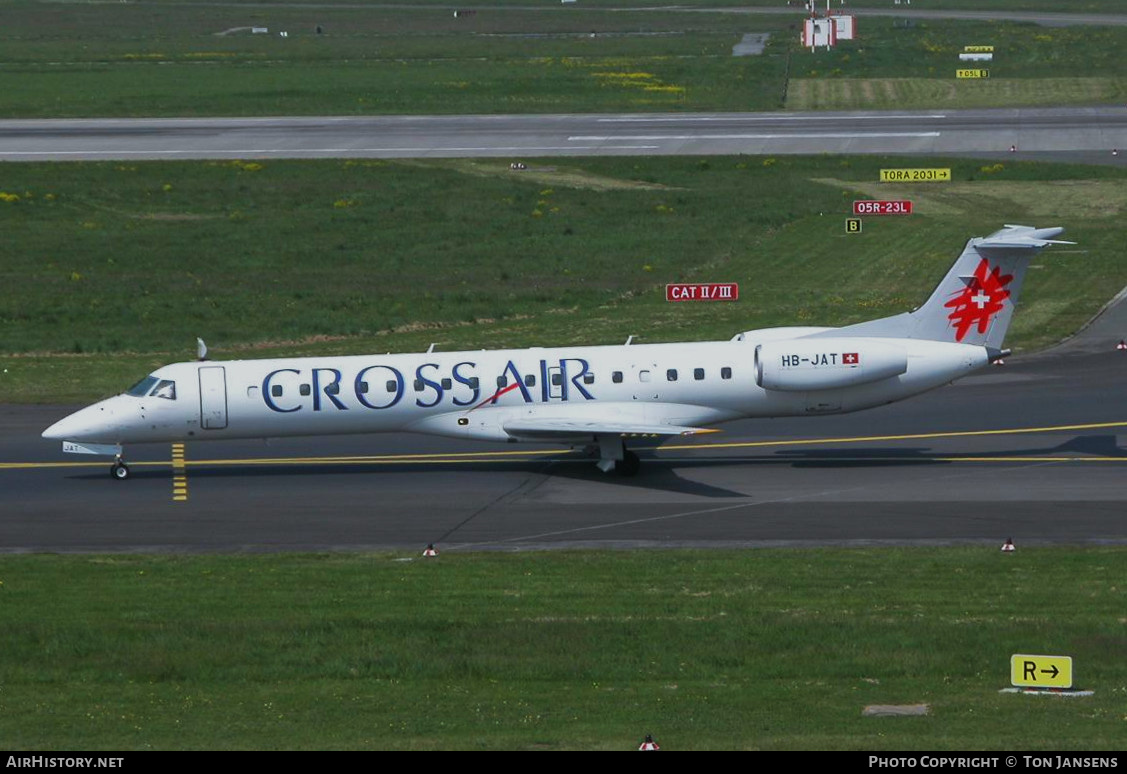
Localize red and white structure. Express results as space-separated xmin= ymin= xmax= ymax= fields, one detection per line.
xmin=801 ymin=1 xmax=854 ymax=51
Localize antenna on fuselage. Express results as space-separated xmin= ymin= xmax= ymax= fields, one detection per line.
xmin=197 ymin=338 xmax=209 ymax=361
xmin=624 ymin=335 xmax=637 ymax=345
xmin=426 ymin=342 xmax=437 ymax=353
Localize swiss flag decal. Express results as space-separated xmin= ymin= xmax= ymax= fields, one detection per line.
xmin=843 ymin=352 xmax=860 ymax=365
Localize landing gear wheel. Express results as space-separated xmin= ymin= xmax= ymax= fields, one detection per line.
xmin=613 ymin=449 xmax=640 ymax=477
xmin=111 ymin=461 xmax=130 ymax=481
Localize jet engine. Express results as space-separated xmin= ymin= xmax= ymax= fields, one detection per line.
xmin=755 ymin=338 xmax=908 ymax=392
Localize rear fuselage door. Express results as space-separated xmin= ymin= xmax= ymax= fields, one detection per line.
xmin=198 ymin=366 xmax=228 ymax=430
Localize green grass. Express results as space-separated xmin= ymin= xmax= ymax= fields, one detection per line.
xmin=3 ymin=155 xmax=1126 ymax=403
xmin=788 ymin=77 xmax=1127 ymax=110
xmin=0 ymin=4 xmax=793 ymax=117
xmin=4 ymin=5 xmax=1127 ymax=117
xmin=0 ymin=547 xmax=1122 ymax=750
xmin=787 ymin=19 xmax=1127 ymax=110
xmin=73 ymin=0 xmax=1127 ymax=12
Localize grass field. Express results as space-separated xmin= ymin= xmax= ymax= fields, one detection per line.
xmin=3 ymin=4 xmax=1127 ymax=117
xmin=73 ymin=0 xmax=1127 ymax=12
xmin=787 ymin=77 xmax=1127 ymax=110
xmin=0 ymin=547 xmax=1123 ymax=750
xmin=3 ymin=155 xmax=1125 ymax=404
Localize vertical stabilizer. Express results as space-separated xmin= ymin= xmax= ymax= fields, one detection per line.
xmin=817 ymin=225 xmax=1070 ymax=348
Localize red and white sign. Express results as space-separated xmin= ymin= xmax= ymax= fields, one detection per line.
xmin=853 ymin=200 xmax=913 ymax=216
xmin=666 ymin=283 xmax=739 ymax=302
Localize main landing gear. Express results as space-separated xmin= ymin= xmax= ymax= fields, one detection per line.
xmin=615 ymin=449 xmax=640 ymax=477
xmin=111 ymin=457 xmax=130 ymax=481
xmin=594 ymin=434 xmax=640 ymax=477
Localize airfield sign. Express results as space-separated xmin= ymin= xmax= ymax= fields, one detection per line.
xmin=880 ymin=168 xmax=951 ymax=183
xmin=666 ymin=283 xmax=739 ymax=302
xmin=1010 ymin=654 xmax=1073 ymax=689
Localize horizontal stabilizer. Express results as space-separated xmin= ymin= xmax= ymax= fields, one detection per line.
xmin=978 ymin=224 xmax=1073 ymax=250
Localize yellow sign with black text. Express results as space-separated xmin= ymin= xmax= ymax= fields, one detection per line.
xmin=964 ymin=45 xmax=994 ymax=52
xmin=879 ymin=168 xmax=951 ymax=183
xmin=846 ymin=218 xmax=862 ymax=234
xmin=957 ymin=69 xmax=990 ymax=79
xmin=1010 ymin=655 xmax=1073 ymax=689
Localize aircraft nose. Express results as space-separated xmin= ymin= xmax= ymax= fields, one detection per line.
xmin=42 ymin=402 xmax=121 ymax=442
xmin=41 ymin=416 xmax=70 ymax=440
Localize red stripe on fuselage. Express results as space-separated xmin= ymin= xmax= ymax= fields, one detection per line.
xmin=469 ymin=381 xmax=521 ymax=412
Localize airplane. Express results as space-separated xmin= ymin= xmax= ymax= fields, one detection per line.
xmin=43 ymin=224 xmax=1070 ymax=480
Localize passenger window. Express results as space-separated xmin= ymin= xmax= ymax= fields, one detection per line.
xmin=300 ymin=384 xmax=311 ymax=396
xmin=413 ymin=379 xmax=424 ymax=392
xmin=666 ymin=369 xmax=677 ymax=382
xmin=386 ymin=380 xmax=397 ymax=393
xmin=525 ymin=375 xmax=536 ymax=387
xmin=694 ymin=368 xmax=705 ymax=381
xmin=551 ymin=373 xmax=562 ymax=386
xmin=496 ymin=376 xmax=508 ymax=388
xmin=325 ymin=382 xmax=340 ymax=395
xmin=271 ymin=384 xmax=283 ymax=398
xmin=468 ymin=377 xmax=480 ymax=389
xmin=583 ymin=374 xmax=595 ymax=385
xmin=357 ymin=381 xmax=369 ymax=394
xmin=721 ymin=367 xmax=732 ymax=380
xmin=440 ymin=378 xmax=452 ymax=390
xmin=612 ymin=371 xmax=623 ymax=384
xmin=639 ymin=370 xmax=651 ymax=383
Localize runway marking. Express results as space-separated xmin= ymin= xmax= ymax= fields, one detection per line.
xmin=598 ymin=115 xmax=948 ymax=122
xmin=171 ymin=443 xmax=187 ymax=502
xmin=568 ymin=132 xmax=942 ymax=141
xmin=6 ymin=419 xmax=1127 ymax=472
xmin=0 ymin=146 xmax=661 ymax=159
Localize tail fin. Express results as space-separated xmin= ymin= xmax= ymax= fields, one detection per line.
xmin=825 ymin=225 xmax=1071 ymax=348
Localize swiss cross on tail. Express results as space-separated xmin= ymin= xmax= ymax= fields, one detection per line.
xmin=944 ymin=258 xmax=1014 ymax=342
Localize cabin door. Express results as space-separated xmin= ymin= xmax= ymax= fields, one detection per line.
xmin=198 ymin=366 xmax=229 ymax=430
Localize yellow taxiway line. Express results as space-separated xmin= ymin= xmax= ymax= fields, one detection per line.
xmin=3 ymin=419 xmax=1126 ymax=472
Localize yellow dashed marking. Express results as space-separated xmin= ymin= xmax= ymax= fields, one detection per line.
xmin=171 ymin=443 xmax=188 ymax=502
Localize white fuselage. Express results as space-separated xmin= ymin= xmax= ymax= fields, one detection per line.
xmin=43 ymin=330 xmax=989 ymax=450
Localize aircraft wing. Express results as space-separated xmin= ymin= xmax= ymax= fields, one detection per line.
xmin=502 ymin=418 xmax=718 ymax=442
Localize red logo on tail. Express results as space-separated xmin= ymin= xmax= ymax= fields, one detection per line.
xmin=945 ymin=258 xmax=1013 ymax=342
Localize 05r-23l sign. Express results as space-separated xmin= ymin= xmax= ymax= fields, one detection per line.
xmin=854 ymin=200 xmax=914 ymax=215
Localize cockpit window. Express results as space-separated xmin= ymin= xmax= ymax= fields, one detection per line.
xmin=125 ymin=375 xmax=176 ymax=400
xmin=126 ymin=375 xmax=159 ymax=397
xmin=150 ymin=380 xmax=177 ymax=400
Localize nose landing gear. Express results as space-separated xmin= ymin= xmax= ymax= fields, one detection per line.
xmin=111 ymin=457 xmax=130 ymax=480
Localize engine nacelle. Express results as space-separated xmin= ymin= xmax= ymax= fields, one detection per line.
xmin=756 ymin=338 xmax=908 ymax=392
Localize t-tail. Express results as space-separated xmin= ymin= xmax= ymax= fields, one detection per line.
xmin=821 ymin=225 xmax=1071 ymax=351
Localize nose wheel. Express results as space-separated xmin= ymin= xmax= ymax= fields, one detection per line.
xmin=111 ymin=458 xmax=130 ymax=481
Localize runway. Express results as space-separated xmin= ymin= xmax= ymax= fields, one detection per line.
xmin=2 ymin=107 xmax=1126 ymax=162
xmin=5 ymin=326 xmax=1127 ymax=552
xmin=3 ymin=99 xmax=1126 ymax=553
